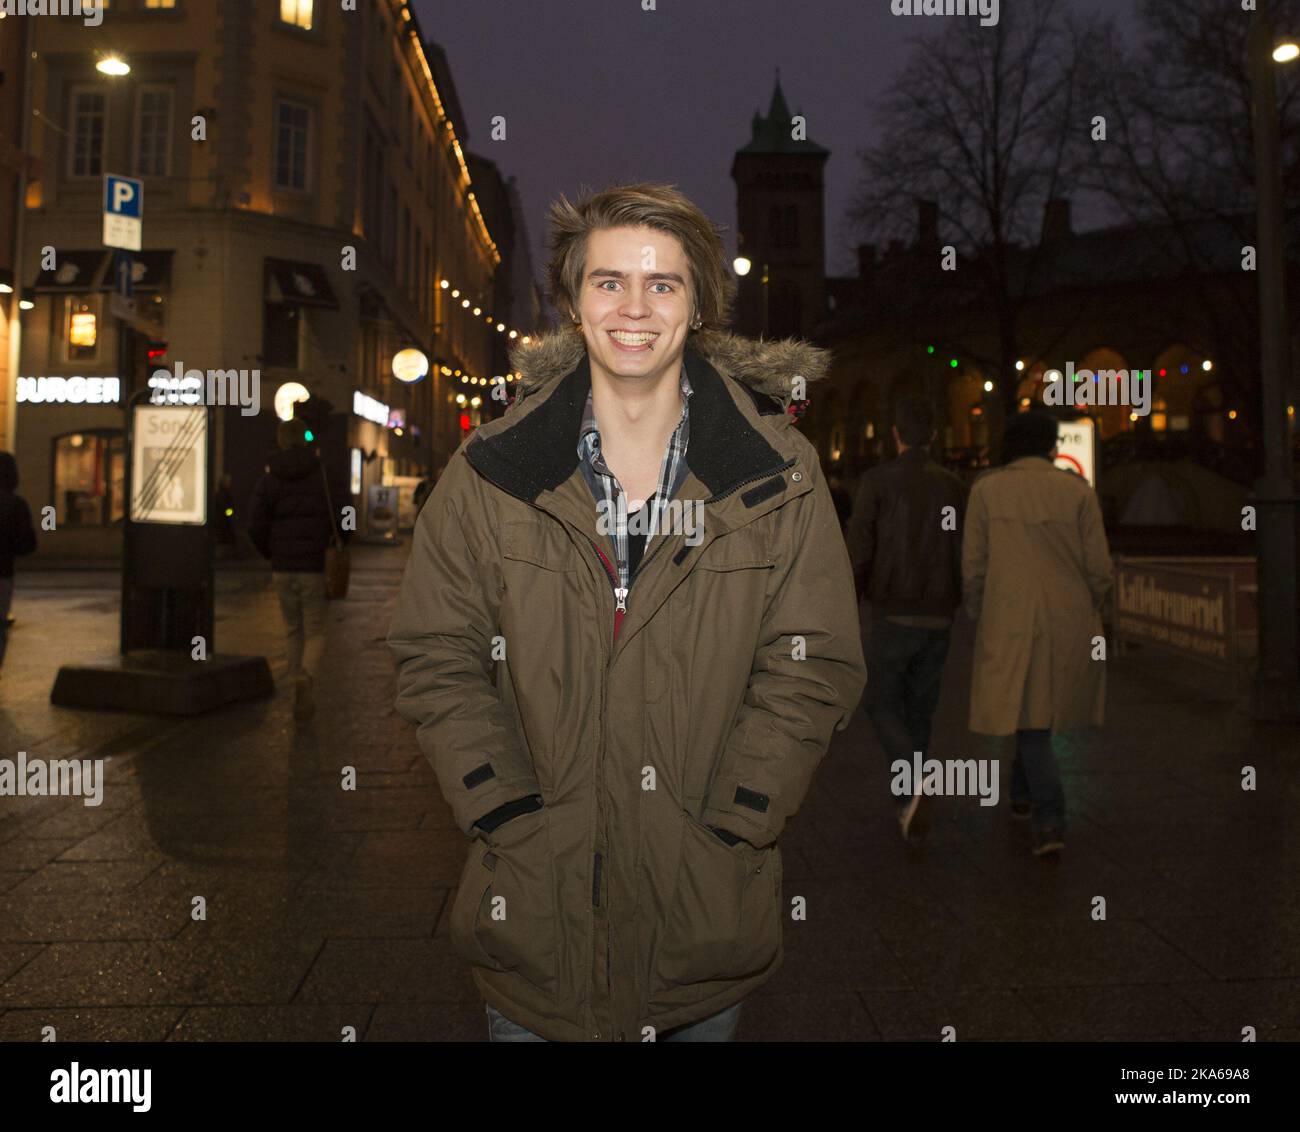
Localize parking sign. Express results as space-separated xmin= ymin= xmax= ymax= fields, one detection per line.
xmin=103 ymin=173 xmax=143 ymax=251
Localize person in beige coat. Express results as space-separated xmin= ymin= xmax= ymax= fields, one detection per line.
xmin=962 ymin=411 xmax=1113 ymax=855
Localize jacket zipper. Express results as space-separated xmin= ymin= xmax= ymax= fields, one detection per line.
xmin=588 ymin=538 xmax=627 ymax=641
xmin=705 ymin=457 xmax=797 ymax=504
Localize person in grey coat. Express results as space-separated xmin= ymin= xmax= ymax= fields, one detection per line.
xmin=962 ymin=411 xmax=1113 ymax=856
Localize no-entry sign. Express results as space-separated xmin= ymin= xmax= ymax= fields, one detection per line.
xmin=1055 ymin=417 xmax=1096 ymax=488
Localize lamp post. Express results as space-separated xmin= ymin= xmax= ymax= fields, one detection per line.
xmin=732 ymin=253 xmax=770 ymax=338
xmin=1247 ymin=0 xmax=1300 ymax=720
xmin=3 ymin=13 xmax=35 ymax=454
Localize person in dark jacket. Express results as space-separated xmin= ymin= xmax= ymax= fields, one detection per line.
xmin=248 ymin=418 xmax=340 ymax=721
xmin=846 ymin=395 xmax=967 ymax=841
xmin=0 ymin=451 xmax=38 ymax=669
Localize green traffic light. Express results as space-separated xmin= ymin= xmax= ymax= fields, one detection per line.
xmin=950 ymin=359 xmax=958 ymax=368
xmin=926 ymin=345 xmax=935 ymax=354
xmin=304 ymin=429 xmax=315 ymax=442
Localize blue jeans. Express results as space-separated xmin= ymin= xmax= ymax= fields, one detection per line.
xmin=864 ymin=617 xmax=951 ymax=808
xmin=486 ymin=1001 xmax=743 ymax=1042
xmin=1013 ymin=728 xmax=1066 ymax=833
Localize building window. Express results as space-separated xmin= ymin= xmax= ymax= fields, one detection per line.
xmin=64 ymin=295 xmax=101 ymax=363
xmin=69 ymin=88 xmax=107 ymax=178
xmin=53 ymin=432 xmax=125 ymax=527
xmin=279 ymin=0 xmax=313 ymax=30
xmin=275 ymin=100 xmax=311 ymax=191
xmin=264 ymin=303 xmax=301 ymax=368
xmin=135 ymin=87 xmax=173 ymax=177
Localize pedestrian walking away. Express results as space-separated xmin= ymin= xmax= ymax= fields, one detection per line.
xmin=847 ymin=395 xmax=967 ymax=842
xmin=248 ymin=418 xmax=348 ymax=723
xmin=961 ymin=410 xmax=1114 ymax=856
xmin=389 ymin=182 xmax=867 ymax=1043
xmin=0 ymin=451 xmax=39 ymax=671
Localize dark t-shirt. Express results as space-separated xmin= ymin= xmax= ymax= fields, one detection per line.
xmin=628 ymin=506 xmax=647 ymax=579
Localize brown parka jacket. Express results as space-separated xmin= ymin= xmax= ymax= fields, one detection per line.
xmin=388 ymin=328 xmax=867 ymax=1041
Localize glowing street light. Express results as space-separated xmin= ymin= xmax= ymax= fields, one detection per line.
xmin=96 ymin=55 xmax=131 ymax=77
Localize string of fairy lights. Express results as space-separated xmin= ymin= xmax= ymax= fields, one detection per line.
xmin=436 ymin=275 xmax=535 ymax=389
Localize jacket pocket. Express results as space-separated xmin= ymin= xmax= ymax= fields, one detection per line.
xmin=654 ymin=811 xmax=780 ymax=990
xmin=450 ymin=809 xmax=559 ymax=997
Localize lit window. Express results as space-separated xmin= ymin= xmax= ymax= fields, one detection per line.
xmin=135 ymin=87 xmax=173 ymax=177
xmin=54 ymin=432 xmax=125 ymax=527
xmin=280 ymin=0 xmax=313 ymax=30
xmin=65 ymin=296 xmax=100 ymax=361
xmin=145 ymin=0 xmax=177 ymax=8
xmin=275 ymin=100 xmax=311 ymax=191
xmin=70 ymin=89 xmax=107 ymax=178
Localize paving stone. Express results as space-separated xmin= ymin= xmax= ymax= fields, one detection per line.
xmin=0 ymin=1007 xmax=182 ymax=1042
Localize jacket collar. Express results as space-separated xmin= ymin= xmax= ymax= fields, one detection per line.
xmin=465 ymin=329 xmax=830 ymax=506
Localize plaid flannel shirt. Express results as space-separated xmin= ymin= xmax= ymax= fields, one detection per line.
xmin=577 ymin=363 xmax=693 ymax=592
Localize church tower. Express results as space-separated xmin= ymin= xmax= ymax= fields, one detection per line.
xmin=731 ymin=72 xmax=829 ymax=339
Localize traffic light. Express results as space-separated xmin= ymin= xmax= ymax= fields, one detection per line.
xmin=294 ymin=395 xmax=334 ymax=445
xmin=145 ymin=339 xmax=168 ymax=367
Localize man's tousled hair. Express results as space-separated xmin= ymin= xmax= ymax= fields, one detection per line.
xmin=545 ymin=182 xmax=737 ymax=334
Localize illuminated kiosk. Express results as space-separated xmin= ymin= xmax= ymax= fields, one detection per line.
xmin=51 ymin=390 xmax=273 ymax=714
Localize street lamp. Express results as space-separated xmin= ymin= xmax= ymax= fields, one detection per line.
xmin=95 ymin=54 xmax=131 ymax=77
xmin=1246 ymin=0 xmax=1300 ymax=719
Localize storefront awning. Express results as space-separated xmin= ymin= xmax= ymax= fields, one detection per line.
xmin=33 ymin=250 xmax=111 ymax=292
xmin=265 ymin=258 xmax=339 ymax=308
xmin=127 ymin=250 xmax=173 ymax=292
xmin=32 ymin=250 xmax=173 ymax=294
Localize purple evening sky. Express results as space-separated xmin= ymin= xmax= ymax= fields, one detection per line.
xmin=413 ymin=0 xmax=1142 ymax=313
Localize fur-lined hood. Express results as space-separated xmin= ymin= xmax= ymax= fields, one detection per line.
xmin=509 ymin=328 xmax=831 ymax=410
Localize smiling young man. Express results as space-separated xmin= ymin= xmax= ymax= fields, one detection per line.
xmin=388 ymin=183 xmax=866 ymax=1043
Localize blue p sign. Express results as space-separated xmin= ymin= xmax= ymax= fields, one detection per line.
xmin=103 ymin=173 xmax=143 ymax=250
xmin=105 ymin=175 xmax=143 ymax=218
